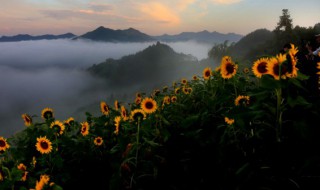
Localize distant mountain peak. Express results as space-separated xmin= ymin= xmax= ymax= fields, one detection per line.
xmin=76 ymin=26 xmax=154 ymax=42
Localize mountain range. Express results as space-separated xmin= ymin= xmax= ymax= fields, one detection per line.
xmin=0 ymin=26 xmax=243 ymax=44
xmin=0 ymin=33 xmax=76 ymax=42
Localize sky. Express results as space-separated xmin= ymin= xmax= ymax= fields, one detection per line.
xmin=1 ymin=0 xmax=320 ymax=36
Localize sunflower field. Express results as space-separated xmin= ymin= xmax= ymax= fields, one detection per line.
xmin=1 ymin=44 xmax=320 ymax=190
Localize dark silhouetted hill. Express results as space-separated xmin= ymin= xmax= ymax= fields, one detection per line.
xmin=87 ymin=42 xmax=212 ymax=91
xmin=0 ymin=33 xmax=76 ymax=42
xmin=153 ymin=30 xmax=243 ymax=44
xmin=75 ymin=26 xmax=155 ymax=42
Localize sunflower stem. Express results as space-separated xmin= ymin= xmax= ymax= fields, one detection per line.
xmin=275 ymin=87 xmax=282 ymax=142
xmin=131 ymin=117 xmax=141 ymax=188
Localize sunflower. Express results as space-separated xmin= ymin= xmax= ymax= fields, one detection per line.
xmin=162 ymin=86 xmax=168 ymax=92
xmin=243 ymin=67 xmax=250 ymax=74
xmin=267 ymin=54 xmax=287 ymax=80
xmin=0 ymin=137 xmax=10 ymax=152
xmin=141 ymin=97 xmax=158 ymax=114
xmin=225 ymin=117 xmax=235 ymax=125
xmin=100 ymin=101 xmax=110 ymax=115
xmin=171 ymin=96 xmax=177 ymax=103
xmin=136 ymin=92 xmax=142 ymax=98
xmin=21 ymin=113 xmax=32 ymax=126
xmin=181 ymin=78 xmax=188 ymax=85
xmin=285 ymin=43 xmax=299 ymax=78
xmin=235 ymin=95 xmax=250 ymax=106
xmin=64 ymin=117 xmax=74 ymax=127
xmin=135 ymin=96 xmax=142 ymax=105
xmin=163 ymin=96 xmax=171 ymax=105
xmin=50 ymin=120 xmax=65 ymax=135
xmin=203 ymin=67 xmax=212 ymax=80
xmin=114 ymin=116 xmax=121 ymax=135
xmin=41 ymin=107 xmax=54 ymax=120
xmin=120 ymin=105 xmax=129 ymax=121
xmin=35 ymin=174 xmax=50 ymax=190
xmin=192 ymin=75 xmax=198 ymax=80
xmin=182 ymin=86 xmax=190 ymax=94
xmin=17 ymin=163 xmax=28 ymax=181
xmin=17 ymin=163 xmax=27 ymax=171
xmin=174 ymin=87 xmax=181 ymax=94
xmin=80 ymin=121 xmax=90 ymax=136
xmin=220 ymin=56 xmax=238 ymax=79
xmin=114 ymin=100 xmax=120 ymax=111
xmin=94 ymin=137 xmax=103 ymax=146
xmin=252 ymin=57 xmax=270 ymax=78
xmin=35 ymin=136 xmax=53 ymax=154
xmin=130 ymin=109 xmax=147 ymax=121
xmin=152 ymin=89 xmax=161 ymax=97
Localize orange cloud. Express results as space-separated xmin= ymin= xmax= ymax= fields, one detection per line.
xmin=210 ymin=0 xmax=243 ymax=4
xmin=138 ymin=2 xmax=180 ymax=25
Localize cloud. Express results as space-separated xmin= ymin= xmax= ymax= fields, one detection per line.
xmin=0 ymin=39 xmax=211 ymax=138
xmin=210 ymin=0 xmax=243 ymax=4
xmin=137 ymin=2 xmax=180 ymax=25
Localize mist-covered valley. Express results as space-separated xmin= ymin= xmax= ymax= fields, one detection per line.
xmin=0 ymin=39 xmax=214 ymax=137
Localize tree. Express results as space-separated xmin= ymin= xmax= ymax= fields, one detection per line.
xmin=273 ymin=9 xmax=295 ymax=50
xmin=274 ymin=9 xmax=293 ymax=32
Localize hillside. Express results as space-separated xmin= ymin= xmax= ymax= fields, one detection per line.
xmin=153 ymin=30 xmax=243 ymax=44
xmin=87 ymin=42 xmax=213 ymax=91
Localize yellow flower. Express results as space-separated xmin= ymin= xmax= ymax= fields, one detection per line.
xmin=94 ymin=137 xmax=103 ymax=146
xmin=17 ymin=163 xmax=26 ymax=171
xmin=171 ymin=96 xmax=177 ymax=103
xmin=35 ymin=136 xmax=53 ymax=154
xmin=135 ymin=96 xmax=142 ymax=105
xmin=286 ymin=44 xmax=299 ymax=78
xmin=64 ymin=117 xmax=74 ymax=127
xmin=174 ymin=87 xmax=181 ymax=94
xmin=120 ymin=105 xmax=129 ymax=121
xmin=50 ymin=120 xmax=65 ymax=135
xmin=17 ymin=163 xmax=28 ymax=181
xmin=41 ymin=107 xmax=54 ymax=120
xmin=114 ymin=100 xmax=120 ymax=111
xmin=21 ymin=113 xmax=32 ymax=126
xmin=141 ymin=97 xmax=158 ymax=114
xmin=267 ymin=54 xmax=287 ymax=80
xmin=181 ymin=78 xmax=188 ymax=85
xmin=220 ymin=56 xmax=238 ymax=79
xmin=130 ymin=109 xmax=147 ymax=121
xmin=243 ymin=67 xmax=250 ymax=74
xmin=225 ymin=117 xmax=235 ymax=125
xmin=203 ymin=67 xmax=212 ymax=80
xmin=192 ymin=75 xmax=198 ymax=80
xmin=80 ymin=121 xmax=90 ymax=136
xmin=100 ymin=101 xmax=110 ymax=115
xmin=162 ymin=96 xmax=171 ymax=105
xmin=114 ymin=116 xmax=121 ymax=135
xmin=252 ymin=57 xmax=270 ymax=78
xmin=235 ymin=95 xmax=250 ymax=106
xmin=0 ymin=137 xmax=10 ymax=152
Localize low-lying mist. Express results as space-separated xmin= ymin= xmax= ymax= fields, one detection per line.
xmin=0 ymin=39 xmax=213 ymax=137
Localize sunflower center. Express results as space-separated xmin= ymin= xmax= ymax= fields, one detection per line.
xmin=226 ymin=63 xmax=234 ymax=74
xmin=257 ymin=62 xmax=268 ymax=73
xmin=205 ymin=71 xmax=210 ymax=77
xmin=40 ymin=141 xmax=49 ymax=149
xmin=145 ymin=102 xmax=154 ymax=109
xmin=0 ymin=140 xmax=5 ymax=147
xmin=44 ymin=111 xmax=53 ymax=119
